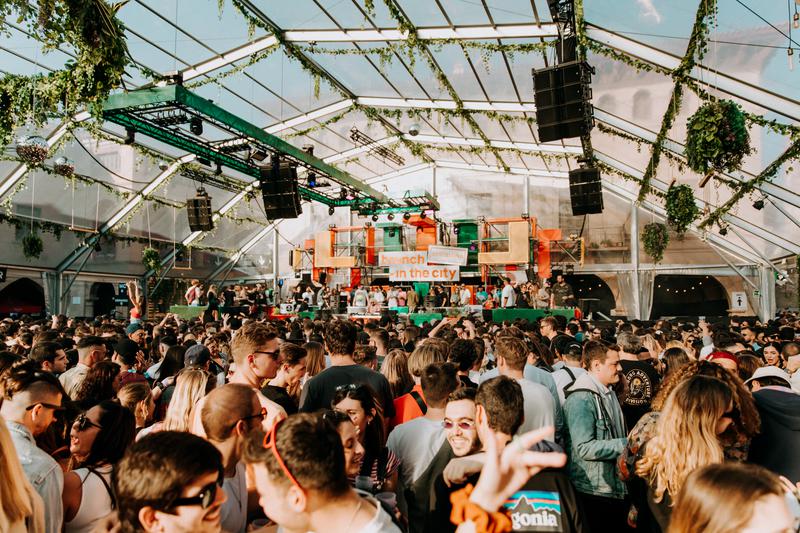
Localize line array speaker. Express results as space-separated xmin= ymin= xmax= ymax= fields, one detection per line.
xmin=532 ymin=60 xmax=594 ymax=143
xmin=260 ymin=159 xmax=302 ymax=220
xmin=568 ymin=167 xmax=604 ymax=216
xmin=187 ymin=188 xmax=214 ymax=231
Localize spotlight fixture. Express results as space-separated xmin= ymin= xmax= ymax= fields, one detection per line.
xmin=753 ymin=198 xmax=765 ymax=210
xmin=302 ymin=144 xmax=314 ymax=155
xmin=387 ymin=213 xmax=394 ymax=221
xmin=339 ymin=188 xmax=348 ymax=200
xmin=124 ymin=127 xmax=135 ymax=145
xmin=566 ymin=264 xmax=575 ymax=274
xmin=189 ymin=116 xmax=203 ymax=135
xmin=453 ymin=225 xmax=460 ymax=235
xmin=388 ymin=229 xmax=396 ymax=238
xmin=403 ymin=212 xmax=411 ymax=221
xmin=214 ymin=163 xmax=222 ymax=176
xmin=307 ymin=173 xmax=317 ymax=188
xmin=328 ymin=206 xmax=335 ymax=216
xmin=371 ymin=214 xmax=379 ymax=222
xmin=345 ymin=190 xmax=356 ymax=201
xmin=251 ymin=149 xmax=268 ymax=162
xmin=719 ymin=225 xmax=728 ymax=236
xmin=420 ymin=211 xmax=427 ymax=219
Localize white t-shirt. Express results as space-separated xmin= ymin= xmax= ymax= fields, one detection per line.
xmin=357 ymin=494 xmax=402 ymax=533
xmin=516 ymin=378 xmax=556 ymax=441
xmin=220 ymin=462 xmax=247 ymax=533
xmin=501 ymin=285 xmax=516 ymax=307
xmin=386 ymin=417 xmax=446 ymax=488
xmin=459 ymin=289 xmax=471 ymax=305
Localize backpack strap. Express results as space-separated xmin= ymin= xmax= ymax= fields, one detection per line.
xmin=410 ymin=390 xmax=427 ymax=414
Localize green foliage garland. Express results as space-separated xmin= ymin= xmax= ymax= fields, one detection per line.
xmin=642 ymin=222 xmax=669 ymax=263
xmin=22 ymin=233 xmax=44 ymax=260
xmin=665 ymin=184 xmax=699 ymax=235
xmin=142 ymin=246 xmax=160 ymax=272
xmin=685 ymin=100 xmax=751 ymax=175
xmin=0 ymin=0 xmax=129 ymax=146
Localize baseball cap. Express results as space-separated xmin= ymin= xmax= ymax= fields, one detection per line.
xmin=744 ymin=365 xmax=791 ymax=386
xmin=126 ymin=322 xmax=144 ymax=336
xmin=184 ymin=344 xmax=211 ymax=367
xmin=114 ymin=339 xmax=142 ymax=366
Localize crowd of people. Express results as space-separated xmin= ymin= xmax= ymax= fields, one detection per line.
xmin=1 ymin=299 xmax=800 ymax=533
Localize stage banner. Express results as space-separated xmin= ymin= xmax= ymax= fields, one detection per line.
xmin=389 ymin=265 xmax=460 ymax=282
xmin=378 ymin=251 xmax=427 ymax=267
xmin=426 ymin=245 xmax=468 ymax=266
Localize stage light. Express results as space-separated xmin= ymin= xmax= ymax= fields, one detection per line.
xmin=753 ymin=199 xmax=765 ymax=210
xmin=308 ymin=173 xmax=317 ymax=188
xmin=387 ymin=213 xmax=395 ymax=221
xmin=124 ymin=128 xmax=135 ymax=145
xmin=403 ymin=212 xmax=411 ymax=221
xmin=214 ymin=163 xmax=222 ymax=176
xmin=453 ymin=226 xmax=460 ymax=235
xmin=719 ymin=225 xmax=728 ymax=236
xmin=371 ymin=214 xmax=379 ymax=222
xmin=420 ymin=211 xmax=427 ymax=219
xmin=328 ymin=206 xmax=335 ymax=216
xmin=189 ymin=116 xmax=203 ymax=135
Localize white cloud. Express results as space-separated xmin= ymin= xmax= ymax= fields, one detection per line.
xmin=636 ymin=0 xmax=663 ymax=24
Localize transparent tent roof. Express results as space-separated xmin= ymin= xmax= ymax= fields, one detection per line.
xmin=0 ymin=0 xmax=797 ymax=279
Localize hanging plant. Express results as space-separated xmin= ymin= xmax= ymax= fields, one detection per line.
xmin=665 ymin=184 xmax=699 ymax=235
xmin=53 ymin=156 xmax=75 ymax=177
xmin=642 ymin=223 xmax=669 ymax=263
xmin=15 ymin=135 xmax=49 ymax=163
xmin=22 ymin=233 xmax=44 ymax=260
xmin=685 ymin=100 xmax=752 ymax=175
xmin=142 ymin=246 xmax=160 ymax=272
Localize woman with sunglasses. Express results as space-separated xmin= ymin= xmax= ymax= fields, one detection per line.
xmin=333 ymin=384 xmax=400 ymax=493
xmin=631 ymin=376 xmax=740 ymax=532
xmin=63 ymin=400 xmax=136 ymax=533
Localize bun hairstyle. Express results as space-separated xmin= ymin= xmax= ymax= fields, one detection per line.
xmin=1 ymin=359 xmax=63 ymax=400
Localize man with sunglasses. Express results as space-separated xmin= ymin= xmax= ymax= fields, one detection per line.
xmin=199 ymin=384 xmax=264 ymax=533
xmin=244 ymin=413 xmax=401 ymax=533
xmin=112 ymin=431 xmax=227 ymax=533
xmin=1 ymin=360 xmax=65 ymax=533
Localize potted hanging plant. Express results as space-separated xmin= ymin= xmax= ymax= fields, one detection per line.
xmin=685 ymin=99 xmax=752 ymax=176
xmin=642 ymin=223 xmax=669 ymax=264
xmin=22 ymin=233 xmax=44 ymax=260
xmin=142 ymin=246 xmax=160 ymax=272
xmin=665 ymin=184 xmax=699 ymax=235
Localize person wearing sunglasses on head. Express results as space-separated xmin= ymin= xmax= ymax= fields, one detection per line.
xmin=1 ymin=359 xmax=65 ymax=533
xmin=106 ymin=430 xmax=227 ymax=533
xmin=63 ymin=400 xmax=136 ymax=533
xmin=243 ymin=413 xmax=401 ymax=533
xmin=199 ymin=384 xmax=265 ymax=533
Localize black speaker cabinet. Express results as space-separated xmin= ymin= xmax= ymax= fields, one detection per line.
xmin=260 ymin=161 xmax=302 ymax=220
xmin=568 ymin=167 xmax=604 ymax=216
xmin=187 ymin=189 xmax=214 ymax=231
xmin=533 ymin=61 xmax=593 ymax=143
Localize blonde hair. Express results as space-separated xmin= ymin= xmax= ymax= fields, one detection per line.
xmin=381 ymin=349 xmax=414 ymax=398
xmin=668 ymin=463 xmax=785 ymax=533
xmin=302 ymin=341 xmax=326 ymax=378
xmin=636 ymin=375 xmax=730 ymax=502
xmin=0 ymin=416 xmax=44 ymax=532
xmin=230 ymin=321 xmax=278 ymax=365
xmin=162 ymin=368 xmax=213 ymax=432
xmin=408 ymin=343 xmax=446 ymax=378
xmin=117 ymin=382 xmax=152 ymax=421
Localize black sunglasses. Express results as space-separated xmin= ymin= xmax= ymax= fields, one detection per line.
xmin=75 ymin=413 xmax=103 ymax=432
xmin=25 ymin=402 xmax=63 ymax=412
xmin=335 ymin=383 xmax=359 ymax=393
xmin=239 ymin=407 xmax=267 ymax=423
xmin=170 ymin=471 xmax=224 ymax=510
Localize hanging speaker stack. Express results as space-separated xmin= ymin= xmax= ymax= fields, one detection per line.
xmin=260 ymin=157 xmax=302 ymax=220
xmin=187 ymin=187 xmax=214 ymax=231
xmin=568 ymin=167 xmax=604 ymax=215
xmin=532 ymin=60 xmax=594 ymax=143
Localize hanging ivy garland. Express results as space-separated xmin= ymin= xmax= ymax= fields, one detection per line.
xmin=642 ymin=222 xmax=669 ymax=263
xmin=0 ymin=0 xmax=130 ymax=146
xmin=22 ymin=232 xmax=44 ymax=260
xmin=685 ymin=99 xmax=751 ymax=175
xmin=665 ymin=184 xmax=699 ymax=235
xmin=142 ymin=246 xmax=161 ymax=273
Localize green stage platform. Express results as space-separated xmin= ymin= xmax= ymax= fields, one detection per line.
xmin=169 ymin=305 xmax=205 ymax=319
xmin=409 ymin=312 xmax=443 ymax=326
xmin=491 ymin=308 xmax=576 ymax=322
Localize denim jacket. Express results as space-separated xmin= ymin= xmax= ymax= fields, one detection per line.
xmin=563 ymin=373 xmax=627 ymax=499
xmin=6 ymin=420 xmax=64 ymax=533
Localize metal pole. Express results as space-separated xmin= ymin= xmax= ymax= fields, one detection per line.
xmin=766 ymin=197 xmax=800 ymax=230
xmin=60 ymin=248 xmax=93 ymax=309
xmin=272 ymin=227 xmax=280 ymax=301
xmin=630 ymin=201 xmax=641 ymax=319
xmin=524 ymin=175 xmax=530 ymax=216
xmin=710 ymin=246 xmax=759 ymax=291
xmin=432 ymin=165 xmax=437 ymax=197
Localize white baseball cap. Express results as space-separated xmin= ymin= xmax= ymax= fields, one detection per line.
xmin=744 ymin=365 xmax=791 ymax=386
